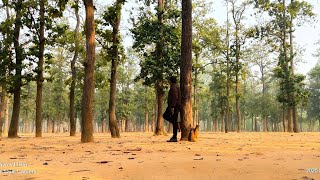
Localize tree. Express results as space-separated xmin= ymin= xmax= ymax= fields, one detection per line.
xmin=108 ymin=0 xmax=124 ymax=138
xmin=8 ymin=0 xmax=24 ymax=138
xmin=180 ymin=0 xmax=193 ymax=140
xmin=81 ymin=0 xmax=95 ymax=143
xmin=70 ymin=0 xmax=81 ymax=136
xmin=131 ymin=0 xmax=181 ymax=135
xmin=307 ymin=63 xmax=320 ymax=132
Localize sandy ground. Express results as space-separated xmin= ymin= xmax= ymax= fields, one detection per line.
xmin=0 ymin=132 xmax=319 ymax=180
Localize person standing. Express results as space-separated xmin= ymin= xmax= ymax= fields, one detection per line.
xmin=166 ymin=76 xmax=181 ymax=142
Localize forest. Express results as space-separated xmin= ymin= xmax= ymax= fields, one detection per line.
xmin=0 ymin=0 xmax=319 ymax=141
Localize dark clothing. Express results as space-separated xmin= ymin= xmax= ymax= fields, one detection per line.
xmin=167 ymin=84 xmax=181 ymax=110
xmin=167 ymin=83 xmax=181 ymax=138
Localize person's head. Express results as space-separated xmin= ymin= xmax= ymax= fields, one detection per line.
xmin=169 ymin=76 xmax=177 ymax=85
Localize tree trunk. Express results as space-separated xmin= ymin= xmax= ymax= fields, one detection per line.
xmin=243 ymin=113 xmax=246 ymax=131
xmin=263 ymin=116 xmax=267 ymax=132
xmin=180 ymin=0 xmax=193 ymax=141
xmin=108 ymin=0 xmax=123 ymax=138
xmin=282 ymin=108 xmax=286 ymax=132
xmin=81 ymin=0 xmax=95 ymax=143
xmin=151 ymin=104 xmax=156 ymax=132
xmin=252 ymin=115 xmax=254 ymax=132
xmin=3 ymin=96 xmax=9 ymax=136
xmin=46 ymin=116 xmax=50 ymax=133
xmin=154 ymin=84 xmax=164 ymax=135
xmin=221 ymin=111 xmax=225 ymax=132
xmin=8 ymin=0 xmax=23 ymax=138
xmin=255 ymin=116 xmax=258 ymax=132
xmin=214 ymin=114 xmax=218 ymax=132
xmin=145 ymin=88 xmax=149 ymax=132
xmin=299 ymin=110 xmax=303 ymax=132
xmin=35 ymin=0 xmax=45 ymax=138
xmin=289 ymin=1 xmax=298 ymax=133
xmin=70 ymin=1 xmax=80 ymax=137
xmin=193 ymin=52 xmax=199 ymax=127
xmin=125 ymin=118 xmax=129 ymax=132
xmin=0 ymin=85 xmax=5 ymax=136
xmin=225 ymin=1 xmax=230 ymax=134
xmin=24 ymin=110 xmax=28 ymax=133
xmin=52 ymin=118 xmax=55 ymax=133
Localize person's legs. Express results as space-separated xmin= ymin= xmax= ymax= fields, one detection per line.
xmin=167 ymin=109 xmax=179 ymax=142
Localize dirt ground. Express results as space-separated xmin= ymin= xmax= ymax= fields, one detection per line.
xmin=0 ymin=132 xmax=319 ymax=180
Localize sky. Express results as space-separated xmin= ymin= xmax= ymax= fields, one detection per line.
xmin=98 ymin=0 xmax=320 ymax=75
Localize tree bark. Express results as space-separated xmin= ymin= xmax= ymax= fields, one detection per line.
xmin=231 ymin=1 xmax=242 ymax=133
xmin=8 ymin=0 xmax=23 ymax=138
xmin=282 ymin=108 xmax=286 ymax=132
xmin=0 ymin=85 xmax=5 ymax=136
xmin=35 ymin=0 xmax=45 ymax=137
xmin=221 ymin=111 xmax=225 ymax=132
xmin=144 ymin=87 xmax=149 ymax=132
xmin=214 ymin=114 xmax=218 ymax=132
xmin=81 ymin=0 xmax=95 ymax=143
xmin=154 ymin=84 xmax=164 ymax=135
xmin=225 ymin=1 xmax=230 ymax=134
xmin=289 ymin=0 xmax=298 ymax=133
xmin=180 ymin=0 xmax=193 ymax=141
xmin=108 ymin=0 xmax=123 ymax=138
xmin=70 ymin=0 xmax=80 ymax=137
xmin=193 ymin=52 xmax=199 ymax=127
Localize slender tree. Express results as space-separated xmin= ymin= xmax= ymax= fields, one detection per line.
xmin=8 ymin=0 xmax=24 ymax=138
xmin=81 ymin=0 xmax=95 ymax=143
xmin=108 ymin=0 xmax=124 ymax=138
xmin=35 ymin=0 xmax=46 ymax=137
xmin=70 ymin=0 xmax=80 ymax=136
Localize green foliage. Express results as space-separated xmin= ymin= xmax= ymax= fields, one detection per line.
xmin=131 ymin=3 xmax=181 ymax=87
xmin=307 ymin=63 xmax=320 ymax=121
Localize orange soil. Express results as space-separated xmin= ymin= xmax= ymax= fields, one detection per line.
xmin=0 ymin=132 xmax=319 ymax=180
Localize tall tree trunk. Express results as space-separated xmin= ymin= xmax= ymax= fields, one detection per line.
xmin=52 ymin=118 xmax=55 ymax=133
xmin=108 ymin=0 xmax=123 ymax=138
xmin=81 ymin=0 xmax=95 ymax=143
xmin=225 ymin=1 xmax=230 ymax=134
xmin=193 ymin=52 xmax=199 ymax=127
xmin=154 ymin=84 xmax=164 ymax=135
xmin=252 ymin=115 xmax=254 ymax=132
xmin=180 ymin=0 xmax=193 ymax=141
xmin=243 ymin=113 xmax=246 ymax=131
xmin=299 ymin=109 xmax=303 ymax=132
xmin=255 ymin=116 xmax=258 ymax=132
xmin=153 ymin=0 xmax=165 ymax=136
xmin=35 ymin=0 xmax=45 ymax=137
xmin=221 ymin=111 xmax=225 ymax=132
xmin=24 ymin=110 xmax=28 ymax=133
xmin=152 ymin=104 xmax=156 ymax=132
xmin=282 ymin=108 xmax=286 ymax=132
xmin=47 ymin=116 xmax=50 ymax=133
xmin=70 ymin=0 xmax=80 ymax=137
xmin=8 ymin=0 xmax=23 ymax=138
xmin=231 ymin=2 xmax=242 ymax=133
xmin=281 ymin=0 xmax=293 ymax=133
xmin=214 ymin=114 xmax=218 ymax=132
xmin=0 ymin=85 xmax=5 ymax=136
xmin=289 ymin=0 xmax=298 ymax=133
xmin=144 ymin=88 xmax=149 ymax=132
